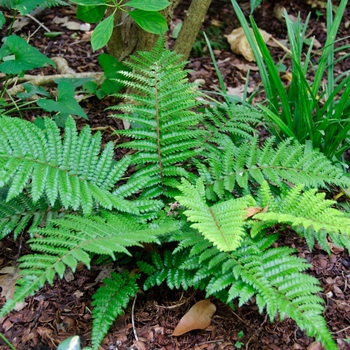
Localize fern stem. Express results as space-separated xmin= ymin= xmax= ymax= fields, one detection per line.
xmin=154 ymin=65 xmax=164 ymax=182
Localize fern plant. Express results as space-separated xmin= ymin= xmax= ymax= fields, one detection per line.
xmin=109 ymin=39 xmax=207 ymax=199
xmin=1 ymin=38 xmax=350 ymax=350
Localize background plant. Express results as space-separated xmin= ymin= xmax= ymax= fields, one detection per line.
xmin=232 ymin=0 xmax=350 ymax=160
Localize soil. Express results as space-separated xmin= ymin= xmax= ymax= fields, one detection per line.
xmin=1 ymin=1 xmax=350 ymax=349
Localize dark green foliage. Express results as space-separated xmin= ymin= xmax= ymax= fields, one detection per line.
xmin=91 ymin=272 xmax=138 ymax=350
xmin=141 ymin=231 xmax=337 ymax=350
xmin=0 ymin=190 xmax=63 ymax=239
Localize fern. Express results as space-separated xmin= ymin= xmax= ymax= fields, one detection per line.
xmin=140 ymin=230 xmax=337 ymax=350
xmin=0 ymin=115 xmax=140 ymax=215
xmin=109 ymin=38 xmax=207 ymax=198
xmin=0 ymin=0 xmax=68 ymax=14
xmin=203 ymin=103 xmax=262 ymax=142
xmin=251 ymin=181 xmax=350 ymax=250
xmin=176 ymin=178 xmax=255 ymax=251
xmin=0 ymin=190 xmax=63 ymax=239
xmin=91 ymin=272 xmax=138 ymax=350
xmin=0 ymin=211 xmax=179 ymax=319
xmin=198 ymin=136 xmax=350 ymax=199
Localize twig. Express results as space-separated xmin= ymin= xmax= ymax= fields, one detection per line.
xmin=25 ymin=13 xmax=50 ymax=32
xmin=131 ymin=295 xmax=138 ymax=341
xmin=331 ymin=325 xmax=350 ymax=334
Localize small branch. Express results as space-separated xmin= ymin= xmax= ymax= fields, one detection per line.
xmin=131 ymin=295 xmax=139 ymax=341
xmin=25 ymin=13 xmax=50 ymax=32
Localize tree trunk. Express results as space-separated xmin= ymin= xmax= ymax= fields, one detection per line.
xmin=173 ymin=0 xmax=212 ymax=60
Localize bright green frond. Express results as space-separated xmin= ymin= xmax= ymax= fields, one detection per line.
xmin=0 ymin=116 xmax=134 ymax=215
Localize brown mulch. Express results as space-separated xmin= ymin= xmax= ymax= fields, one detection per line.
xmin=1 ymin=1 xmax=350 ymax=349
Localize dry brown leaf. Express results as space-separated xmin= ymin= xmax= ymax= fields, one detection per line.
xmin=172 ymin=300 xmax=216 ymax=336
xmin=0 ymin=266 xmax=27 ymax=311
xmin=225 ymin=27 xmax=271 ymax=62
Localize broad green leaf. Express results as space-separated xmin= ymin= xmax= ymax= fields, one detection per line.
xmin=91 ymin=14 xmax=114 ymax=51
xmin=0 ymin=35 xmax=55 ymax=74
xmin=17 ymin=82 xmax=50 ymax=100
xmin=77 ymin=4 xmax=106 ymax=23
xmin=57 ymin=336 xmax=80 ymax=350
xmin=7 ymin=0 xmax=46 ymax=15
xmin=98 ymin=53 xmax=130 ymax=95
xmin=129 ymin=10 xmax=167 ymax=34
xmin=36 ymin=81 xmax=88 ymax=120
xmin=70 ymin=0 xmax=106 ymax=5
xmin=125 ymin=0 xmax=170 ymax=11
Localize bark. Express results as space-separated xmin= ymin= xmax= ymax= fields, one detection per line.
xmin=106 ymin=0 xmax=181 ymax=61
xmin=173 ymin=0 xmax=212 ymax=60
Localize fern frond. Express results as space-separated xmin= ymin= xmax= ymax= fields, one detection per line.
xmin=175 ymin=178 xmax=255 ymax=251
xmin=109 ymin=38 xmax=207 ymax=197
xmin=0 ymin=211 xmax=179 ymax=319
xmin=252 ymin=183 xmax=350 ymax=250
xmin=0 ymin=190 xmax=63 ymax=239
xmin=0 ymin=116 xmax=137 ymax=215
xmin=139 ymin=231 xmax=337 ymax=349
xmin=91 ymin=272 xmax=138 ymax=350
xmin=203 ymin=103 xmax=262 ymax=142
xmin=200 ymin=136 xmax=350 ymax=198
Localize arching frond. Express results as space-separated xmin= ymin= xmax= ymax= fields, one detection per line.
xmin=200 ymin=136 xmax=350 ymax=199
xmin=0 ymin=211 xmax=179 ymax=319
xmin=0 ymin=116 xmax=137 ymax=215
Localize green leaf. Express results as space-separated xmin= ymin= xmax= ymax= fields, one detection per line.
xmin=98 ymin=53 xmax=130 ymax=95
xmin=129 ymin=10 xmax=167 ymax=34
xmin=36 ymin=81 xmax=88 ymax=120
xmin=0 ymin=35 xmax=55 ymax=74
xmin=125 ymin=0 xmax=170 ymax=11
xmin=17 ymin=83 xmax=50 ymax=100
xmin=10 ymin=0 xmax=46 ymax=15
xmin=91 ymin=14 xmax=114 ymax=51
xmin=77 ymin=4 xmax=106 ymax=23
xmin=57 ymin=336 xmax=80 ymax=350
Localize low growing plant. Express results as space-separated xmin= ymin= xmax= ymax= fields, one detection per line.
xmin=1 ymin=39 xmax=350 ymax=350
xmin=232 ymin=0 xmax=350 ymax=160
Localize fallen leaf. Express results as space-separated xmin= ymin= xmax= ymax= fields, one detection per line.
xmin=225 ymin=27 xmax=271 ymax=62
xmin=244 ymin=206 xmax=264 ymax=219
xmin=172 ymin=300 xmax=216 ymax=336
xmin=0 ymin=265 xmax=27 ymax=311
xmin=226 ymin=86 xmax=254 ymax=99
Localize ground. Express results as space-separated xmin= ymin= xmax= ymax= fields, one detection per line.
xmin=0 ymin=0 xmax=350 ymax=349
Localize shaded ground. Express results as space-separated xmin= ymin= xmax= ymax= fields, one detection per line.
xmin=1 ymin=0 xmax=350 ymax=349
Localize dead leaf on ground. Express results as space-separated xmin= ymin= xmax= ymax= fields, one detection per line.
xmin=172 ymin=300 xmax=216 ymax=336
xmin=226 ymin=86 xmax=254 ymax=99
xmin=225 ymin=27 xmax=271 ymax=62
xmin=0 ymin=265 xmax=27 ymax=311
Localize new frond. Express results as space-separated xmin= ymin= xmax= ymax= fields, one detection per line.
xmin=253 ymin=183 xmax=350 ymax=250
xmin=0 ymin=115 xmax=136 ymax=214
xmin=176 ymin=178 xmax=255 ymax=251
